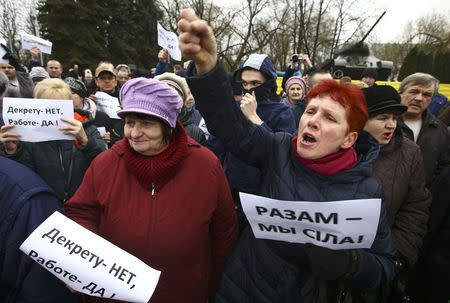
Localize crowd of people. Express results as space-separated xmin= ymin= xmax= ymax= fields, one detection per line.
xmin=0 ymin=8 xmax=449 ymax=303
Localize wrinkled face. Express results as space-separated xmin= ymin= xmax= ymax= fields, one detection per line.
xmin=241 ymin=69 xmax=266 ymax=90
xmin=288 ymin=84 xmax=304 ymax=103
xmin=297 ymin=96 xmax=357 ymax=159
xmin=400 ymin=83 xmax=434 ymax=119
xmin=364 ymin=113 xmax=397 ymax=145
xmin=124 ymin=115 xmax=166 ymax=156
xmin=95 ymin=72 xmax=117 ymax=93
xmin=0 ymin=63 xmax=16 ymax=80
xmin=361 ymin=76 xmax=375 ymax=87
xmin=71 ymin=93 xmax=84 ymax=110
xmin=46 ymin=61 xmax=63 ymax=78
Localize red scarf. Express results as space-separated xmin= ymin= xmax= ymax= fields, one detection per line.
xmin=121 ymin=121 xmax=188 ymax=193
xmin=291 ymin=136 xmax=357 ymax=176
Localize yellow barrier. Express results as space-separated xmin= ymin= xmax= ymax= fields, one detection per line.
xmin=276 ymin=77 xmax=450 ymax=100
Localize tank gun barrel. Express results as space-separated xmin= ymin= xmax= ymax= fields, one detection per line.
xmin=357 ymin=11 xmax=386 ymax=46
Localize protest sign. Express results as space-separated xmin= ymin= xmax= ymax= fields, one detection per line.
xmin=20 ymin=212 xmax=161 ymax=303
xmin=97 ymin=126 xmax=106 ymax=136
xmin=241 ymin=192 xmax=381 ymax=250
xmin=157 ymin=23 xmax=182 ymax=61
xmin=95 ymin=92 xmax=121 ymax=119
xmin=2 ymin=98 xmax=74 ymax=142
xmin=20 ymin=33 xmax=52 ymax=54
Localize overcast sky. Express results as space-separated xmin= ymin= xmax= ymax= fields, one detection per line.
xmin=370 ymin=0 xmax=450 ymax=42
xmin=216 ymin=0 xmax=449 ymax=44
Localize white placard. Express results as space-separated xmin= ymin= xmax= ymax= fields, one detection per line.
xmin=157 ymin=23 xmax=182 ymax=61
xmin=95 ymin=92 xmax=121 ymax=119
xmin=20 ymin=212 xmax=161 ymax=303
xmin=20 ymin=33 xmax=52 ymax=54
xmin=198 ymin=118 xmax=210 ymax=140
xmin=0 ymin=37 xmax=6 ymax=46
xmin=2 ymin=98 xmax=74 ymax=142
xmin=97 ymin=126 xmax=106 ymax=136
xmin=241 ymin=192 xmax=381 ymax=250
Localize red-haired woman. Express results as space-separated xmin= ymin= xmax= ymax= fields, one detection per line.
xmin=178 ymin=9 xmax=396 ymax=302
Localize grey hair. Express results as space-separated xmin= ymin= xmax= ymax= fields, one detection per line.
xmin=398 ymin=72 xmax=439 ymax=96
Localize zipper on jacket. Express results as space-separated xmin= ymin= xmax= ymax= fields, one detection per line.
xmin=151 ymin=182 xmax=155 ymax=196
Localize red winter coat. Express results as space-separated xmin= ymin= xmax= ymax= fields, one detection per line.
xmin=65 ymin=137 xmax=238 ymax=303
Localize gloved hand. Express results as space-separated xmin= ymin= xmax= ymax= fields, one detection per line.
xmin=1 ymin=43 xmax=24 ymax=72
xmin=304 ymin=243 xmax=359 ymax=280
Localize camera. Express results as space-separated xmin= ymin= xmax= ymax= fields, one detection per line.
xmin=292 ymin=54 xmax=299 ymax=63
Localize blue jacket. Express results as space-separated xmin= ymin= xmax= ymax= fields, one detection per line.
xmin=0 ymin=156 xmax=79 ymax=302
xmin=187 ymin=64 xmax=396 ymax=302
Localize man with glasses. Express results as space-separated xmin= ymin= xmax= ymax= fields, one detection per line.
xmin=398 ymin=72 xmax=448 ymax=188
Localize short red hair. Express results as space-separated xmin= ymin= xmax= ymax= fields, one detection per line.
xmin=307 ymin=80 xmax=368 ymax=133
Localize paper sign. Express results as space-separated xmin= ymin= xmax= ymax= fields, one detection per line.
xmin=20 ymin=212 xmax=161 ymax=303
xmin=95 ymin=92 xmax=121 ymax=119
xmin=198 ymin=118 xmax=210 ymax=140
xmin=157 ymin=23 xmax=182 ymax=61
xmin=20 ymin=33 xmax=52 ymax=54
xmin=97 ymin=126 xmax=106 ymax=136
xmin=241 ymin=192 xmax=381 ymax=250
xmin=2 ymin=98 xmax=74 ymax=142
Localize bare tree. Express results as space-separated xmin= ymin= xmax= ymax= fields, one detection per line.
xmin=0 ymin=0 xmax=21 ymax=57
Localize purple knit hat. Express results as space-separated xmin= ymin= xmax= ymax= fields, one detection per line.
xmin=285 ymin=76 xmax=307 ymax=94
xmin=117 ymin=77 xmax=182 ymax=128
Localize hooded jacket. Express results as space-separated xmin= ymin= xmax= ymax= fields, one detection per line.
xmin=187 ymin=63 xmax=396 ymax=302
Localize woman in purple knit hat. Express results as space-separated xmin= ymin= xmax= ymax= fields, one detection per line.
xmin=65 ymin=77 xmax=238 ymax=303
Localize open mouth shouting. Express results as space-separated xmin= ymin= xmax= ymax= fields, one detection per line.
xmin=300 ymin=132 xmax=317 ymax=146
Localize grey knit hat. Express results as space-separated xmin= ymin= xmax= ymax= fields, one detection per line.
xmin=29 ymin=66 xmax=49 ymax=82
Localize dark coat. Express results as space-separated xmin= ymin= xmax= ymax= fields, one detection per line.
xmin=407 ymin=166 xmax=450 ymax=303
xmin=187 ymin=63 xmax=396 ymax=302
xmin=5 ymin=109 xmax=106 ymax=202
xmin=372 ymin=129 xmax=431 ymax=266
xmin=0 ymin=156 xmax=79 ymax=303
xmin=179 ymin=107 xmax=206 ymax=145
xmin=398 ymin=110 xmax=449 ymax=188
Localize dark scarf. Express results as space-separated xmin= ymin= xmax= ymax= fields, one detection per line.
xmin=121 ymin=121 xmax=188 ymax=193
xmin=291 ymin=136 xmax=357 ymax=176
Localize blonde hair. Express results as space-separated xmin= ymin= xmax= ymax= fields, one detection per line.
xmin=34 ymin=78 xmax=72 ymax=100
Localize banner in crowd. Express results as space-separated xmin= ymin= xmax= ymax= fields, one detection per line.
xmin=157 ymin=23 xmax=182 ymax=61
xmin=241 ymin=192 xmax=381 ymax=250
xmin=2 ymin=98 xmax=74 ymax=142
xmin=20 ymin=33 xmax=53 ymax=54
xmin=20 ymin=212 xmax=161 ymax=303
xmin=94 ymin=92 xmax=121 ymax=119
